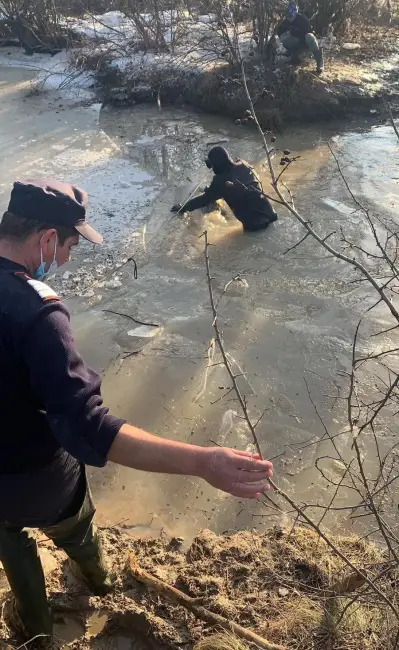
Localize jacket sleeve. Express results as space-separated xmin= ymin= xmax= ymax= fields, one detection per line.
xmin=22 ymin=303 xmax=125 ymax=467
xmin=276 ymin=19 xmax=289 ymax=36
xmin=296 ymin=15 xmax=310 ymax=37
xmin=183 ymin=178 xmax=223 ymax=212
xmin=302 ymin=15 xmax=311 ymax=33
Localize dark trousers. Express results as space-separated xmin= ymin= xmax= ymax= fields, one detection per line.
xmin=0 ymin=483 xmax=108 ymax=639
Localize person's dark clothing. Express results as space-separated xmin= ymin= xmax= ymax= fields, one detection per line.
xmin=277 ymin=13 xmax=311 ymax=44
xmin=0 ymin=257 xmax=125 ymax=525
xmin=182 ymin=147 xmax=277 ymax=232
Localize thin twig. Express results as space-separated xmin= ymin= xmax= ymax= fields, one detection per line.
xmin=237 ymin=54 xmax=399 ymax=325
xmin=102 ymin=309 xmax=159 ymax=328
xmin=202 ymin=229 xmax=399 ymax=619
xmin=388 ymin=104 xmax=399 ymax=142
xmin=283 ymin=232 xmax=310 ymax=255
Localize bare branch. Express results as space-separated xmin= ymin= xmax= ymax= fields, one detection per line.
xmin=202 ymin=230 xmax=399 ymax=619
xmin=283 ymin=232 xmax=310 ymax=255
xmin=388 ymin=104 xmax=399 ymax=142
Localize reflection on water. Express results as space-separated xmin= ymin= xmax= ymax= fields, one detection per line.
xmin=54 ymin=615 xmax=86 ymax=646
xmin=100 ymin=104 xmax=336 ymax=185
xmin=104 ymin=109 xmax=213 ymax=180
xmin=87 ymin=611 xmax=109 ymax=638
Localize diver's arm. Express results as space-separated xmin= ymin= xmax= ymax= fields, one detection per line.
xmin=182 ymin=178 xmax=222 ymax=212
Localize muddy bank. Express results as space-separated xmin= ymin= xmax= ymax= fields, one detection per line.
xmin=99 ymin=26 xmax=399 ymax=128
xmin=0 ymin=526 xmax=394 ymax=650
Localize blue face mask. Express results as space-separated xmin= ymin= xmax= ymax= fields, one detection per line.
xmin=33 ymin=235 xmax=58 ymax=281
xmin=287 ymin=2 xmax=298 ymax=20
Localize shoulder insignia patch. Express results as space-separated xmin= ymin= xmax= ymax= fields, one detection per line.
xmin=27 ymin=279 xmax=60 ymax=302
xmin=14 ymin=272 xmax=60 ymax=302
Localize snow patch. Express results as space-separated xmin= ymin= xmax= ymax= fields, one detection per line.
xmin=0 ymin=48 xmax=96 ymax=105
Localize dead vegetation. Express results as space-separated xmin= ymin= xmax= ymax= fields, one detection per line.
xmin=1 ymin=525 xmax=396 ymax=650
xmin=97 ymin=19 xmax=399 ymax=128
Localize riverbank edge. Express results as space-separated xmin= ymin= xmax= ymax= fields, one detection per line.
xmin=94 ymin=35 xmax=399 ymax=130
xmin=0 ymin=525 xmax=394 ymax=650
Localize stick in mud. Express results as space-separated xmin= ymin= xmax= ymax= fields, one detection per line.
xmin=128 ymin=554 xmax=286 ymax=650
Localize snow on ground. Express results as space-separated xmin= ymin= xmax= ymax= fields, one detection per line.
xmin=65 ymin=10 xmax=256 ymax=71
xmin=0 ymin=48 xmax=95 ymax=102
xmin=63 ymin=10 xmax=193 ymax=43
xmin=0 ymin=9 xmax=338 ymax=122
xmin=0 ymin=10 xmax=263 ymax=101
xmin=64 ymin=11 xmax=136 ymax=41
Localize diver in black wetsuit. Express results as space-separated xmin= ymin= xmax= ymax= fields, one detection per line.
xmin=171 ymin=146 xmax=278 ymax=232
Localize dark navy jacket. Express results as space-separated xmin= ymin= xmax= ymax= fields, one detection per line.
xmin=0 ymin=257 xmax=125 ymax=525
xmin=182 ymin=159 xmax=277 ymax=231
xmin=277 ymin=13 xmax=311 ymax=43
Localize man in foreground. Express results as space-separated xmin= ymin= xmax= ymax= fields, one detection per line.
xmin=273 ymin=2 xmax=324 ymax=74
xmin=171 ymin=146 xmax=278 ymax=232
xmin=0 ymin=179 xmax=273 ymax=641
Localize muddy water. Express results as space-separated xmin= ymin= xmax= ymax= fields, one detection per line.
xmin=94 ymin=106 xmax=399 ymax=540
xmin=1 ymin=64 xmax=399 ymax=542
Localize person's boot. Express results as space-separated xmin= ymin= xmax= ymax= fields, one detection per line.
xmin=68 ymin=531 xmax=114 ymax=597
xmin=3 ymin=597 xmax=27 ymax=638
xmin=68 ymin=558 xmax=114 ymax=596
xmin=0 ymin=528 xmax=53 ymax=643
xmin=315 ymin=47 xmax=324 ymax=74
xmin=3 ymin=598 xmax=51 ymax=648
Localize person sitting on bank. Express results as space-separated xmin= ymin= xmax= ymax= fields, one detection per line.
xmin=0 ymin=178 xmax=274 ymax=643
xmin=171 ymin=146 xmax=278 ymax=232
xmin=276 ymin=2 xmax=324 ymax=74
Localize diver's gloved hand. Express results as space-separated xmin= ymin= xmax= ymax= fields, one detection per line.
xmin=171 ymin=203 xmax=182 ymax=213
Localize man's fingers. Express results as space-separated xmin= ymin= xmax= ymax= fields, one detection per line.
xmin=171 ymin=204 xmax=182 ymax=212
xmin=234 ymin=469 xmax=273 ymax=483
xmin=229 ymin=481 xmax=271 ymax=498
xmin=231 ymin=452 xmax=273 ymax=474
xmin=233 ymin=450 xmax=261 ymax=459
xmin=204 ymin=448 xmax=274 ymax=498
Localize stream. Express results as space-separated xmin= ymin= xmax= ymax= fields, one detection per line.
xmin=1 ymin=64 xmax=398 ymax=544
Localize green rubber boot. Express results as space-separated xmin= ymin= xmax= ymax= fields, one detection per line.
xmin=67 ymin=529 xmax=114 ymax=597
xmin=315 ymin=46 xmax=324 ymax=74
xmin=42 ymin=483 xmax=114 ymax=598
xmin=0 ymin=528 xmax=53 ymax=642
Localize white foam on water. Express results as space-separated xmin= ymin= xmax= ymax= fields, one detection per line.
xmin=127 ymin=325 xmax=160 ymax=338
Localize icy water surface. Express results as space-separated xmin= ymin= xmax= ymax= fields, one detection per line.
xmin=1 ymin=65 xmax=399 ymax=541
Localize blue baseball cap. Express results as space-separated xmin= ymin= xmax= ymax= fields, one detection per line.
xmin=287 ymin=2 xmax=298 ymax=16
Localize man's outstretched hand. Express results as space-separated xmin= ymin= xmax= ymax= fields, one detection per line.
xmin=198 ymin=447 xmax=273 ymax=498
xmin=171 ymin=203 xmax=183 ymax=213
xmin=109 ymin=424 xmax=273 ymax=499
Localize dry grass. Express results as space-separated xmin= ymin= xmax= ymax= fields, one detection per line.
xmin=194 ymin=633 xmax=251 ymax=650
xmin=1 ymin=526 xmax=397 ymax=650
xmin=118 ymin=526 xmax=398 ymax=650
xmin=126 ymin=526 xmax=398 ymax=650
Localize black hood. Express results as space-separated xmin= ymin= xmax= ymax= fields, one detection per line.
xmin=207 ymin=146 xmax=234 ymax=175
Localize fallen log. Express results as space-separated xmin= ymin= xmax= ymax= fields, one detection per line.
xmin=128 ymin=554 xmax=286 ymax=650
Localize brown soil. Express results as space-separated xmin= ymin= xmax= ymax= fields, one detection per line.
xmin=99 ymin=26 xmax=399 ymax=129
xmin=1 ymin=526 xmax=397 ymax=650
